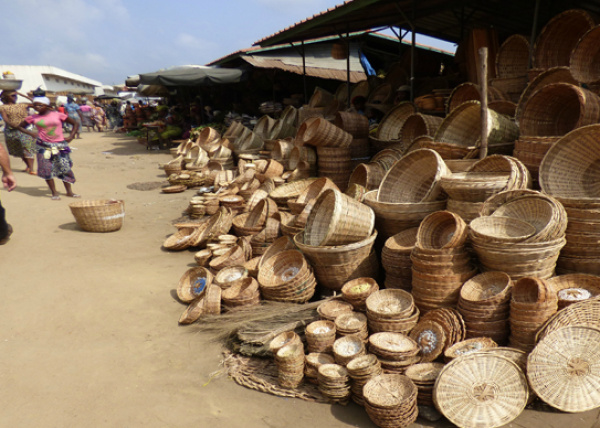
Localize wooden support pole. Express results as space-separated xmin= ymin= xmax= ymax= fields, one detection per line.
xmin=478 ymin=47 xmax=489 ymax=159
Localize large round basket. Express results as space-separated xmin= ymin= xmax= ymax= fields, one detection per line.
xmin=69 ymin=199 xmax=125 ymax=232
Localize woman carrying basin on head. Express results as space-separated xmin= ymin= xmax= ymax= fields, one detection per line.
xmin=16 ymin=96 xmax=81 ymax=200
xmin=0 ymin=90 xmax=36 ymax=174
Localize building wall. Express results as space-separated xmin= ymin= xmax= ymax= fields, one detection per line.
xmin=0 ymin=65 xmax=103 ymax=95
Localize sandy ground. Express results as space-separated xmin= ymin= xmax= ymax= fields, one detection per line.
xmin=1 ymin=130 xmax=599 ymax=428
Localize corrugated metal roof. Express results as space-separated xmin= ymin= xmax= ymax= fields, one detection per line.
xmin=255 ymin=0 xmax=600 ymax=47
xmin=242 ymin=57 xmax=365 ymax=82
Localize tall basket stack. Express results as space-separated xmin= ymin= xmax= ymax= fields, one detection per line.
xmin=411 ymin=211 xmax=476 ymax=313
xmin=539 ymin=125 xmax=600 ymax=275
xmin=470 ymin=190 xmax=567 ymax=279
xmin=334 ymin=111 xmax=370 ymax=166
xmin=381 ymin=228 xmax=418 ymax=291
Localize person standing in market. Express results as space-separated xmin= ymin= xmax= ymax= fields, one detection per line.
xmin=64 ymin=94 xmax=83 ymax=139
xmin=17 ymin=96 xmax=80 ymax=200
xmin=0 ymin=138 xmax=16 ymax=244
xmin=105 ymin=100 xmax=122 ymax=130
xmin=0 ymin=90 xmax=36 ymax=174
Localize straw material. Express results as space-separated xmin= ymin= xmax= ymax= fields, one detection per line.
xmin=469 ymin=216 xmax=537 ymax=243
xmin=333 ymin=111 xmax=369 ymax=138
xmin=377 ymin=149 xmax=450 ymax=203
xmin=348 ymin=163 xmax=385 ymax=191
xmin=299 ymin=118 xmax=352 ymax=148
xmin=535 ymin=298 xmax=600 ymax=342
xmin=399 ymin=113 xmax=443 ymax=145
xmin=446 ymin=83 xmax=509 ymax=113
xmin=303 ymin=189 xmax=375 ymax=247
xmin=528 ymin=326 xmax=600 ymax=412
xmin=533 ymin=9 xmax=596 ymax=70
xmin=570 ymin=26 xmax=600 ymax=84
xmin=433 ymin=354 xmax=528 ymax=428
xmin=518 ymin=83 xmax=600 ymax=136
xmin=547 ymin=274 xmax=600 ymax=309
xmin=496 ymin=34 xmax=530 ymax=78
xmin=416 ymin=210 xmax=467 ymax=250
xmin=69 ymin=199 xmax=125 ymax=233
xmin=375 ymin=102 xmax=416 ymax=141
xmin=434 ymin=101 xmax=520 ymax=150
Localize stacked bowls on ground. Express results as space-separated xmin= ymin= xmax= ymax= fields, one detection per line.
xmin=404 ymin=362 xmax=444 ymax=407
xmin=409 ymin=308 xmax=466 ymax=362
xmin=294 ymin=189 xmax=378 ymax=292
xmin=457 ymin=271 xmax=513 ymax=345
xmin=509 ymin=277 xmax=558 ymax=352
xmin=368 ymin=332 xmax=421 ymax=374
xmin=365 ymin=289 xmax=419 ymax=335
xmin=363 ymin=148 xmax=450 ymax=244
xmin=306 ymin=319 xmax=336 ymax=354
xmin=275 ymin=341 xmax=305 ymax=389
xmin=363 ymin=374 xmax=419 ymax=428
xmin=257 ymin=249 xmax=316 ymax=303
xmin=317 ymin=363 xmax=352 ymax=404
xmin=346 ymin=354 xmax=383 ymax=406
xmin=411 ymin=210 xmax=476 ymax=313
xmin=546 ymin=274 xmax=600 ymax=309
xmin=333 ymin=111 xmax=370 ymax=169
xmin=539 ymin=125 xmax=600 ymax=276
xmin=381 ymin=228 xmax=418 ymax=291
xmin=332 ymin=334 xmax=366 ymax=366
xmin=304 ymin=352 xmax=334 ymax=385
xmin=470 ymin=190 xmax=567 ymax=279
xmin=440 ymin=155 xmax=531 ymax=223
xmin=340 ymin=277 xmax=379 ymax=312
xmin=335 ymin=311 xmax=369 ymax=341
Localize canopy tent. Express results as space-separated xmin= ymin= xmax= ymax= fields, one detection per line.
xmin=132 ymin=65 xmax=245 ymax=87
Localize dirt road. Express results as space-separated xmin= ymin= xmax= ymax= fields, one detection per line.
xmin=0 ymin=131 xmax=598 ymax=427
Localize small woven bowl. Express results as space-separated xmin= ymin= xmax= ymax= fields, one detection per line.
xmin=469 ymin=216 xmax=536 ymax=243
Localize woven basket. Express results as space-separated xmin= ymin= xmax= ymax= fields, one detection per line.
xmin=469 ymin=215 xmax=537 ymax=243
xmin=515 ymin=66 xmax=578 ymax=122
xmin=303 ymin=189 xmax=375 ymax=247
xmin=348 ymin=162 xmax=385 ymax=191
xmin=176 ymin=267 xmax=213 ymax=303
xmin=489 ymin=100 xmax=517 ymax=118
xmin=69 ymin=199 xmax=125 ymax=233
xmin=440 ymin=172 xmax=511 ymax=203
xmin=571 ymin=26 xmax=600 ymax=84
xmin=446 ymin=82 xmax=509 ymax=113
xmin=268 ymin=178 xmax=318 ymax=205
xmin=299 ymin=117 xmax=352 ymax=148
xmin=434 ymin=353 xmax=528 ymax=427
xmin=434 ymin=100 xmax=520 ymax=150
xmin=518 ymin=83 xmax=600 ymax=136
xmin=399 ymin=113 xmax=443 ymax=145
xmin=496 ymin=34 xmax=530 ymax=78
xmin=528 ymin=326 xmax=600 ymax=412
xmin=375 ymin=102 xmax=416 ymax=141
xmin=308 ymin=86 xmax=334 ymax=108
xmin=416 ymin=210 xmax=467 ymax=250
xmin=333 ymin=111 xmax=369 ymax=138
xmin=533 ymin=9 xmax=596 ymax=70
xmin=539 ymin=124 xmax=600 ymax=199
xmin=377 ymin=148 xmax=450 ymax=203
xmin=460 ymin=272 xmax=512 ymax=305
xmin=546 ymin=274 xmax=600 ymax=309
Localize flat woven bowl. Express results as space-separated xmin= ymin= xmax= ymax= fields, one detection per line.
xmin=377 ymin=148 xmax=450 ymax=203
xmin=363 ymin=374 xmax=418 ymax=408
xmin=416 ymin=210 xmax=467 ymax=250
xmin=535 ymin=299 xmax=600 ymax=343
xmin=69 ymin=199 xmax=125 ymax=233
xmin=539 ymin=124 xmax=600 ymax=200
xmin=366 ymin=289 xmax=414 ymax=319
xmin=177 ymin=267 xmax=213 ymax=303
xmin=433 ymin=354 xmax=528 ymax=428
xmin=409 ymin=320 xmax=447 ymax=362
xmin=257 ymin=249 xmax=307 ymax=288
xmin=317 ymin=299 xmax=354 ymax=321
xmin=528 ymin=326 xmax=600 ymax=412
xmin=268 ymin=178 xmax=319 ymax=205
xmin=469 ymin=216 xmax=536 ymax=243
xmin=440 ymin=172 xmax=511 ymax=202
xmin=460 ymin=272 xmax=513 ymax=304
xmin=546 ymin=274 xmax=600 ymax=308
xmin=444 ymin=337 xmax=498 ymax=361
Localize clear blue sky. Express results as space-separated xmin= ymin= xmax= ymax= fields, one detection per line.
xmin=2 ymin=0 xmax=456 ymax=86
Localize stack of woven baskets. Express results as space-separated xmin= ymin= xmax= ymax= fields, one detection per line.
xmin=363 ymin=374 xmax=419 ymax=428
xmin=441 ymin=155 xmax=531 ymax=223
xmin=363 ymin=149 xmax=450 ymax=243
xmin=365 ymin=289 xmax=420 ymax=335
xmin=368 ymin=332 xmax=420 ymax=374
xmin=257 ymin=249 xmax=316 ymax=303
xmin=469 ymin=190 xmax=567 ymax=279
xmin=381 ymin=228 xmax=418 ymax=290
xmin=333 ymin=111 xmax=370 ymax=167
xmin=411 ymin=211 xmax=476 ymax=313
xmin=457 ymin=271 xmax=513 ymax=345
xmin=346 ymin=354 xmax=383 ymax=406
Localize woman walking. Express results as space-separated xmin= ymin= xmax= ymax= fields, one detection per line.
xmin=0 ymin=90 xmax=36 ymax=174
xmin=17 ymin=96 xmax=80 ymax=200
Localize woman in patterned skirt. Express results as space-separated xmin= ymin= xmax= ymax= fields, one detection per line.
xmin=17 ymin=96 xmax=80 ymax=200
xmin=0 ymin=90 xmax=36 ymax=174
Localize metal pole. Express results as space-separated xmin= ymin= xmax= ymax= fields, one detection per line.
xmin=478 ymin=47 xmax=489 ymax=159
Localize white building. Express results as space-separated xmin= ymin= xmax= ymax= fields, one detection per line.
xmin=0 ymin=65 xmax=103 ymax=96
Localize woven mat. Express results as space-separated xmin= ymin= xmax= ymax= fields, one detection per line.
xmin=222 ymin=351 xmax=328 ymax=403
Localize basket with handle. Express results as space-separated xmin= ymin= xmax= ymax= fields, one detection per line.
xmin=69 ymin=199 xmax=125 ymax=233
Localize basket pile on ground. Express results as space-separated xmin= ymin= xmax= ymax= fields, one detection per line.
xmin=332 ymin=334 xmax=366 ymax=366
xmin=306 ymin=319 xmax=337 ymax=354
xmin=365 ymin=289 xmax=420 ymax=335
xmin=404 ymin=362 xmax=444 ymax=407
xmin=432 ymin=100 xmax=519 ymax=159
xmin=534 ymin=297 xmax=600 ymax=343
xmin=528 ymin=325 xmax=600 ymax=413
xmin=411 ymin=210 xmax=476 ymax=313
xmin=457 ymin=271 xmax=513 ymax=344
xmin=340 ymin=277 xmax=379 ymax=311
xmin=409 ymin=308 xmax=466 ymax=361
xmin=335 ymin=311 xmax=369 ymax=342
xmin=304 ymin=352 xmax=334 ymax=385
xmin=348 ymin=162 xmax=386 ymax=192
xmin=399 ymin=113 xmax=443 ymax=147
xmin=178 ymin=281 xmax=221 ymax=324
xmin=509 ymin=277 xmax=558 ymax=352
xmin=363 ymin=149 xmax=450 ymax=243
xmin=346 ymin=354 xmax=383 ymax=406
xmin=546 ymin=274 xmax=600 ymax=309
xmin=368 ymin=102 xmax=416 ymax=155
xmin=538 ymin=124 xmax=600 ymax=275
xmin=381 ymin=228 xmax=417 ymax=291
xmin=363 ymin=374 xmax=419 ymax=428
xmin=469 ymin=190 xmax=567 ymax=279
xmin=333 ymin=111 xmax=370 ymax=165
xmin=275 ymin=342 xmax=305 ymax=389
xmin=442 ymin=337 xmax=498 ymax=362
xmin=293 ymin=189 xmax=378 ymax=292
xmin=433 ymin=353 xmax=529 ymax=428
xmin=256 ymin=249 xmax=316 ymax=303
xmin=163 ymin=208 xmax=233 ymax=252
xmin=317 ymin=363 xmax=352 ymax=404
xmin=221 ymin=277 xmax=261 ymax=309
xmin=441 ymin=154 xmax=531 ymax=223
xmin=368 ymin=332 xmax=420 ymax=374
